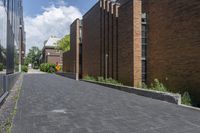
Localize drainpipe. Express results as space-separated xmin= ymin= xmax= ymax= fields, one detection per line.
xmin=105 ymin=54 xmax=108 ymax=79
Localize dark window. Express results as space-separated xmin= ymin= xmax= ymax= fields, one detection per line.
xmin=141 ymin=15 xmax=148 ymax=83
xmin=142 ymin=45 xmax=147 ymax=58
xmin=142 ymin=38 xmax=147 ymax=44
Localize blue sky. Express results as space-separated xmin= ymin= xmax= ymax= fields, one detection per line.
xmin=24 ymin=0 xmax=98 ymax=16
xmin=23 ymin=0 xmax=98 ymax=51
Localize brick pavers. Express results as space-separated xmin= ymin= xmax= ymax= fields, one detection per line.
xmin=12 ymin=74 xmax=200 ymax=133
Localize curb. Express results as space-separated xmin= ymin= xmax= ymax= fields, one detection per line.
xmin=82 ymin=80 xmax=181 ymax=105
xmin=179 ymin=104 xmax=200 ymax=112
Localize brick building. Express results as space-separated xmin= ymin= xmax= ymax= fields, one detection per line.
xmin=40 ymin=36 xmax=63 ymax=65
xmin=63 ymin=0 xmax=142 ymax=86
xmin=80 ymin=0 xmax=142 ymax=86
xmin=144 ymin=0 xmax=200 ymax=104
xmin=63 ymin=19 xmax=82 ymax=80
xmin=63 ymin=0 xmax=200 ymax=104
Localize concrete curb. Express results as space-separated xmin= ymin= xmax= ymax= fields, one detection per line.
xmin=179 ymin=104 xmax=200 ymax=112
xmin=82 ymin=80 xmax=181 ymax=105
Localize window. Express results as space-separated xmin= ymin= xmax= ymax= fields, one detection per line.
xmin=141 ymin=13 xmax=148 ymax=83
xmin=142 ymin=45 xmax=147 ymax=58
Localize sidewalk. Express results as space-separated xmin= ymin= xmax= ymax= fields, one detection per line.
xmin=27 ymin=69 xmax=45 ymax=74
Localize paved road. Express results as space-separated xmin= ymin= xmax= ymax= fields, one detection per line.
xmin=12 ymin=74 xmax=200 ymax=133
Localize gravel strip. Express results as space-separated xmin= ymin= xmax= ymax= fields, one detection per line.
xmin=0 ymin=74 xmax=23 ymax=133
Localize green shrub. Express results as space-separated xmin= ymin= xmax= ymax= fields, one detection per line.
xmin=103 ymin=77 xmax=122 ymax=85
xmin=83 ymin=75 xmax=96 ymax=81
xmin=47 ymin=64 xmax=56 ymax=73
xmin=97 ymin=77 xmax=105 ymax=82
xmin=83 ymin=75 xmax=122 ymax=85
xmin=150 ymin=79 xmax=168 ymax=92
xmin=138 ymin=83 xmax=148 ymax=89
xmin=40 ymin=63 xmax=56 ymax=73
xmin=40 ymin=63 xmax=46 ymax=72
xmin=0 ymin=63 xmax=3 ymax=71
xmin=22 ymin=65 xmax=28 ymax=72
xmin=182 ymin=92 xmax=192 ymax=106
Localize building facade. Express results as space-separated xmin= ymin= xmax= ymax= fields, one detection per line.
xmin=40 ymin=36 xmax=63 ymax=66
xmin=63 ymin=0 xmax=200 ymax=105
xmin=81 ymin=0 xmax=142 ymax=86
xmin=63 ymin=0 xmax=142 ymax=86
xmin=144 ymin=0 xmax=200 ymax=105
xmin=63 ymin=19 xmax=82 ymax=80
xmin=0 ymin=0 xmax=25 ymax=99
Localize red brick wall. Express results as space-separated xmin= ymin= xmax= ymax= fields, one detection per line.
xmin=82 ymin=0 xmax=142 ymax=87
xmin=118 ymin=0 xmax=142 ymax=86
xmin=63 ymin=52 xmax=72 ymax=72
xmin=82 ymin=2 xmax=101 ymax=77
xmin=146 ymin=0 xmax=200 ymax=103
xmin=63 ymin=19 xmax=81 ymax=79
xmin=112 ymin=4 xmax=119 ymax=80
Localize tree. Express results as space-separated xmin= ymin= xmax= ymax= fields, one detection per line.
xmin=25 ymin=46 xmax=41 ymax=68
xmin=56 ymin=35 xmax=70 ymax=52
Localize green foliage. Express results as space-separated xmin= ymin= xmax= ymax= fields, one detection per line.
xmin=142 ymin=80 xmax=193 ymax=106
xmin=104 ymin=77 xmax=122 ymax=85
xmin=0 ymin=63 xmax=3 ymax=71
xmin=39 ymin=63 xmax=46 ymax=72
xmin=141 ymin=79 xmax=169 ymax=92
xmin=22 ymin=66 xmax=28 ymax=73
xmin=83 ymin=75 xmax=96 ymax=81
xmin=140 ymin=79 xmax=168 ymax=92
xmin=40 ymin=63 xmax=56 ymax=73
xmin=25 ymin=46 xmax=42 ymax=67
xmin=97 ymin=77 xmax=105 ymax=82
xmin=83 ymin=76 xmax=122 ymax=85
xmin=56 ymin=35 xmax=70 ymax=52
xmin=150 ymin=79 xmax=168 ymax=92
xmin=24 ymin=56 xmax=31 ymax=66
xmin=140 ymin=83 xmax=148 ymax=89
xmin=182 ymin=92 xmax=192 ymax=106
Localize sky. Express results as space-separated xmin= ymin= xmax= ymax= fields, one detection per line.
xmin=23 ymin=0 xmax=98 ymax=52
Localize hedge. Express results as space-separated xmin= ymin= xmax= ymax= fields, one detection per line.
xmin=22 ymin=65 xmax=28 ymax=73
xmin=40 ymin=63 xmax=56 ymax=73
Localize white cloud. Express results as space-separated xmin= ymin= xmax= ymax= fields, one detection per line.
xmin=25 ymin=4 xmax=82 ymax=52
